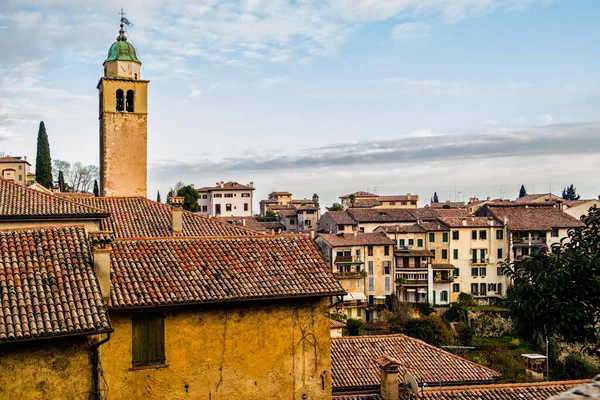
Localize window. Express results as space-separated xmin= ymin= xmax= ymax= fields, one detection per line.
xmin=497 ymin=267 xmax=503 ymax=276
xmin=479 ymin=267 xmax=487 ymax=277
xmin=368 ymin=277 xmax=375 ymax=291
xmin=472 ymin=230 xmax=477 ymax=240
xmin=224 ymin=193 xmax=234 ymax=198
xmin=132 ymin=312 xmax=165 ymax=368
xmin=488 ymin=283 xmax=497 ymax=292
xmin=241 ymin=193 xmax=250 ymax=197
xmin=472 ymin=249 xmax=477 ymax=263
xmin=368 ymin=246 xmax=373 ymax=256
xmin=202 ymin=205 xmax=207 ymax=212
xmin=411 ymin=201 xmax=416 ymax=205
xmin=417 ymin=239 xmax=423 ymax=247
xmin=225 ymin=204 xmax=232 ymax=212
xmin=497 ymin=248 xmax=503 ymax=259
xmin=126 ymin=90 xmax=134 ymax=112
xmin=471 ymin=283 xmax=478 ymax=295
xmin=202 ymin=195 xmax=208 ymax=199
xmin=346 ymin=280 xmax=352 ymax=288
xmin=18 ymin=165 xmax=22 ymax=170
xmin=429 ymin=232 xmax=435 ymax=242
xmin=347 ymin=309 xmax=352 ymax=318
xmin=383 ymin=261 xmax=391 ymax=275
xmin=18 ymin=175 xmax=22 ymax=181
xmin=389 ymin=201 xmax=396 ymax=205
xmin=442 ymin=232 xmax=449 ymax=243
xmin=471 ymin=267 xmax=479 ymax=277
xmin=408 ymin=239 xmax=414 ymax=246
xmin=368 ymin=261 xmax=374 ymax=274
xmin=359 ymin=227 xmax=365 ymax=233
xmin=385 ymin=276 xmax=391 ymax=292
xmin=479 ymin=230 xmax=487 ymax=240
xmin=452 ymin=283 xmax=460 ymax=292
xmin=453 ymin=268 xmax=459 ymax=277
xmin=497 ymin=283 xmax=503 ymax=295
xmin=244 ymin=203 xmax=249 ymax=212
xmin=480 ymin=249 xmax=486 ymax=263
xmin=116 ymin=89 xmax=124 ymax=111
xmin=399 ymin=239 xmax=405 ymax=247
xmin=452 ymin=231 xmax=459 ymax=240
xmin=551 ymin=229 xmax=559 ymax=237
xmin=215 ymin=204 xmax=221 ymax=215
xmin=357 ymin=308 xmax=362 ymax=317
xmin=496 ymin=229 xmax=503 ymax=240
xmin=480 ymin=283 xmax=487 ymax=295
xmin=384 ymin=246 xmax=390 ymax=256
xmin=440 ymin=291 xmax=448 ymax=302
xmin=214 ymin=194 xmax=222 ymax=198
xmin=304 ymin=220 xmax=311 ymax=226
xmin=356 ymin=280 xmax=361 ymax=288
xmin=453 ymin=249 xmax=458 ymax=260
xmin=431 ymin=249 xmax=436 ymax=259
xmin=356 ymin=249 xmax=361 ymax=258
xmin=441 ymin=249 xmax=448 ymax=259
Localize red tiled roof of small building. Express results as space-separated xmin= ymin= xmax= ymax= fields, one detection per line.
xmin=348 ymin=209 xmax=418 ymax=223
xmin=216 ymin=216 xmax=267 ymax=232
xmin=340 ymin=191 xmax=378 ymax=199
xmin=73 ymin=197 xmax=261 ymax=238
xmin=416 ymin=380 xmax=589 ymax=399
xmin=330 ymin=319 xmax=346 ymax=329
xmin=437 ymin=216 xmax=501 ymax=228
xmin=482 ymin=204 xmax=584 ymax=231
xmin=109 ymin=235 xmax=344 ymax=309
xmin=331 ymin=334 xmax=501 ymax=390
xmin=317 ymin=232 xmax=394 ymax=247
xmin=323 ymin=211 xmax=357 ymax=226
xmin=378 ymin=195 xmax=419 ymax=202
xmin=429 ymin=201 xmax=467 ymax=209
xmin=196 ymin=181 xmax=255 ymax=191
xmin=0 ymin=226 xmax=112 ymax=343
xmin=0 ymin=179 xmax=108 ymax=220
xmin=350 ymin=199 xmax=382 ymax=208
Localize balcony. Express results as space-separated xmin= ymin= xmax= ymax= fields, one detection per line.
xmin=334 ymin=270 xmax=367 ymax=279
xmin=335 ymin=256 xmax=363 ymax=264
xmin=434 ymin=276 xmax=454 ymax=283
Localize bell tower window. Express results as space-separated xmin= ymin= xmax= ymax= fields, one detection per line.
xmin=116 ymin=89 xmax=124 ymax=112
xmin=126 ymin=90 xmax=134 ymax=112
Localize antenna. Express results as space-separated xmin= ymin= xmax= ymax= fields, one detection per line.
xmin=404 ymin=371 xmax=419 ymax=395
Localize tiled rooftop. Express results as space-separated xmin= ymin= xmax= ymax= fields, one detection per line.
xmin=322 ymin=211 xmax=357 ymax=226
xmin=437 ymin=216 xmax=500 ymax=228
xmin=196 ymin=181 xmax=255 ymax=191
xmin=0 ymin=226 xmax=111 ymax=343
xmin=109 ymin=235 xmax=344 ymax=309
xmin=0 ymin=179 xmax=108 ymax=220
xmin=73 ymin=197 xmax=261 ymax=238
xmin=216 ymin=216 xmax=267 ymax=232
xmin=331 ymin=334 xmax=501 ymax=390
xmin=481 ymin=204 xmax=584 ymax=231
xmin=317 ymin=232 xmax=394 ymax=247
xmin=347 ymin=209 xmax=417 ymax=223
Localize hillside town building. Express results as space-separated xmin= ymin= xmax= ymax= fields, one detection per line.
xmin=339 ymin=191 xmax=420 ymax=209
xmin=0 ymin=156 xmax=32 ymax=185
xmin=195 ymin=181 xmax=255 ymax=216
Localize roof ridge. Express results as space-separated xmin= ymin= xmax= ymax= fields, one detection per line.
xmin=0 ymin=224 xmax=86 ymax=233
xmin=422 ymin=379 xmax=591 ymax=391
xmin=113 ymin=234 xmax=311 ymax=241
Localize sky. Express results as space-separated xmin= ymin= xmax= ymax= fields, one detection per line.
xmin=0 ymin=0 xmax=599 ymax=209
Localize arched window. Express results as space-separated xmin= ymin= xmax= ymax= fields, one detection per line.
xmin=116 ymin=89 xmax=124 ymax=112
xmin=126 ymin=90 xmax=134 ymax=112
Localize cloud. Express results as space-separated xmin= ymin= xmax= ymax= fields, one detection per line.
xmin=256 ymin=76 xmax=287 ymax=88
xmin=537 ymin=114 xmax=554 ymax=124
xmin=391 ymin=22 xmax=432 ymax=40
xmin=506 ymin=82 xmax=533 ymax=89
xmin=150 ymin=121 xmax=600 ymax=177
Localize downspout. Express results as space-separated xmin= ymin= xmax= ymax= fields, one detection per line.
xmin=92 ymin=333 xmax=111 ymax=400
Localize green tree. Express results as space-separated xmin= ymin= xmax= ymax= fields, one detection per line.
xmin=433 ymin=192 xmax=439 ymax=203
xmin=327 ymin=203 xmax=344 ymax=211
xmin=503 ymin=206 xmax=600 ymax=347
xmin=35 ymin=121 xmax=52 ymax=188
xmin=255 ymin=210 xmax=277 ymax=222
xmin=519 ymin=184 xmax=527 ymax=198
xmin=57 ymin=170 xmax=66 ymax=192
xmin=457 ymin=292 xmax=476 ymax=307
xmin=93 ymin=180 xmax=99 ymax=197
xmin=176 ymin=185 xmax=200 ymax=212
xmin=345 ymin=318 xmax=364 ymax=336
xmin=562 ymin=184 xmax=581 ymax=201
xmin=157 ymin=191 xmax=162 ymax=203
xmin=349 ymin=194 xmax=356 ymax=207
xmin=563 ymin=353 xmax=596 ymax=379
xmin=404 ymin=315 xmax=454 ymax=346
xmin=312 ymin=193 xmax=320 ymax=208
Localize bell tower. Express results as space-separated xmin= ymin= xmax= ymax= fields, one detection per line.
xmin=98 ymin=16 xmax=148 ymax=197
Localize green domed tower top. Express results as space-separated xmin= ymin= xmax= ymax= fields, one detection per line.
xmin=104 ymin=25 xmax=141 ymax=65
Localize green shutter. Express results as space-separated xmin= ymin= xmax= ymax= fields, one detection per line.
xmin=429 ymin=233 xmax=435 ymax=242
xmin=408 ymin=239 xmax=414 ymax=245
xmin=417 ymin=239 xmax=423 ymax=247
xmin=148 ymin=313 xmax=166 ymax=365
xmin=442 ymin=232 xmax=448 ymax=242
xmin=132 ymin=314 xmax=148 ymax=367
xmin=453 ymin=249 xmax=458 ymax=259
xmin=472 ymin=249 xmax=477 ymax=263
xmin=399 ymin=239 xmax=405 ymax=246
xmin=442 ymin=249 xmax=447 ymax=259
xmin=132 ymin=312 xmax=165 ymax=367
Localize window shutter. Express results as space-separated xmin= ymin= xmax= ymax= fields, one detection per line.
xmin=150 ymin=313 xmax=166 ymax=364
xmin=132 ymin=314 xmax=148 ymax=367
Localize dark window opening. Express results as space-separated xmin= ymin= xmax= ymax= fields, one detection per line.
xmin=116 ymin=89 xmax=124 ymax=112
xmin=126 ymin=90 xmax=134 ymax=112
xmin=132 ymin=312 xmax=165 ymax=368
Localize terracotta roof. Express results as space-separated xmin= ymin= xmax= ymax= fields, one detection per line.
xmin=259 ymin=221 xmax=286 ymax=230
xmin=377 ymin=225 xmax=425 ymax=234
xmin=429 ymin=201 xmax=467 ymax=209
xmin=290 ymin=199 xmax=316 ymax=205
xmin=437 ymin=217 xmax=500 ymax=228
xmin=378 ymin=195 xmax=419 ymax=202
xmin=331 ymin=334 xmax=501 ymax=390
xmin=340 ymin=191 xmax=379 ymax=199
xmin=330 ymin=319 xmax=346 ymax=329
xmin=351 ymin=199 xmax=382 ymax=208
xmin=0 ymin=179 xmax=109 ymax=220
xmin=410 ymin=208 xmax=472 ymax=221
xmin=482 ymin=205 xmax=584 ymax=231
xmin=216 ymin=216 xmax=267 ymax=232
xmin=432 ymin=263 xmax=456 ymax=270
xmin=109 ymin=235 xmax=344 ymax=309
xmin=279 ymin=208 xmax=298 ymax=217
xmin=0 ymin=156 xmax=30 ymax=165
xmin=348 ymin=209 xmax=417 ymax=223
xmin=396 ymin=249 xmax=434 ymax=258
xmin=514 ymin=193 xmax=562 ymax=203
xmin=416 ymin=380 xmax=588 ymax=399
xmin=269 ymin=191 xmax=292 ymax=196
xmin=0 ymin=226 xmax=111 ymax=343
xmin=196 ymin=181 xmax=255 ymax=191
xmin=323 ymin=211 xmax=357 ymax=226
xmin=549 ymin=377 xmax=599 ymax=399
xmin=563 ymin=199 xmax=598 ymax=207
xmin=73 ymin=197 xmax=261 ymax=238
xmin=317 ymin=232 xmax=394 ymax=247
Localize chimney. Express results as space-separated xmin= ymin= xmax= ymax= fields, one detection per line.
xmin=376 ymin=356 xmax=401 ymax=400
xmin=310 ymin=230 xmax=315 ymax=240
xmin=487 ymin=196 xmax=491 ymax=201
xmin=23 ymin=156 xmax=27 ymax=162
xmin=461 ymin=219 xmax=467 ymax=226
xmin=242 ymin=218 xmax=246 ymax=227
xmin=353 ymin=228 xmax=358 ymax=237
xmin=169 ymin=196 xmax=185 ymax=236
xmin=249 ymin=181 xmax=254 ymax=188
xmin=407 ymin=193 xmax=411 ymax=200
xmin=89 ymin=231 xmax=114 ymax=303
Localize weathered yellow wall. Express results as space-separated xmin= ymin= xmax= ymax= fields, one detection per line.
xmin=0 ymin=338 xmax=93 ymax=399
xmin=102 ymin=298 xmax=333 ymax=400
xmin=0 ymin=220 xmax=100 ymax=232
xmin=99 ymin=78 xmax=148 ymax=198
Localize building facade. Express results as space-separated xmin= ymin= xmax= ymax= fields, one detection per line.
xmin=196 ymin=181 xmax=255 ymax=217
xmin=0 ymin=156 xmax=31 ymax=185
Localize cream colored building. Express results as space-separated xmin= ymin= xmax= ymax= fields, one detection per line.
xmin=562 ymin=199 xmax=600 ymax=219
xmin=0 ymin=156 xmax=31 ymax=185
xmin=339 ymin=191 xmax=419 ymax=209
xmin=315 ymin=232 xmax=395 ymax=321
xmin=196 ymin=181 xmax=255 ymax=217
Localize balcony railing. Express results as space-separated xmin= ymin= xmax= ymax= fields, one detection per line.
xmin=335 ymin=256 xmax=363 ymax=264
xmin=334 ymin=270 xmax=367 ymax=279
xmin=434 ymin=276 xmax=454 ymax=283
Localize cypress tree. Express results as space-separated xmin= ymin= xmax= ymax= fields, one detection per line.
xmin=157 ymin=191 xmax=162 ymax=203
xmin=58 ymin=170 xmax=66 ymax=192
xmin=433 ymin=192 xmax=439 ymax=203
xmin=35 ymin=121 xmax=52 ymax=188
xmin=93 ymin=180 xmax=99 ymax=197
xmin=519 ymin=185 xmax=527 ymax=198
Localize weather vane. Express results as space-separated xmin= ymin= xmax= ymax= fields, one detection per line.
xmin=119 ymin=7 xmax=133 ymax=27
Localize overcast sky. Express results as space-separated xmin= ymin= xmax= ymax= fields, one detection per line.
xmin=1 ymin=0 xmax=599 ymax=209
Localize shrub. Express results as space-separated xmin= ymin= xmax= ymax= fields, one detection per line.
xmin=444 ymin=303 xmax=467 ymax=323
xmin=457 ymin=292 xmax=475 ymax=307
xmin=413 ymin=302 xmax=435 ymax=317
xmin=404 ymin=315 xmax=454 ymax=346
xmin=564 ymin=353 xmax=596 ymax=379
xmin=456 ymin=323 xmax=474 ymax=346
xmin=346 ymin=319 xmax=364 ymax=336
